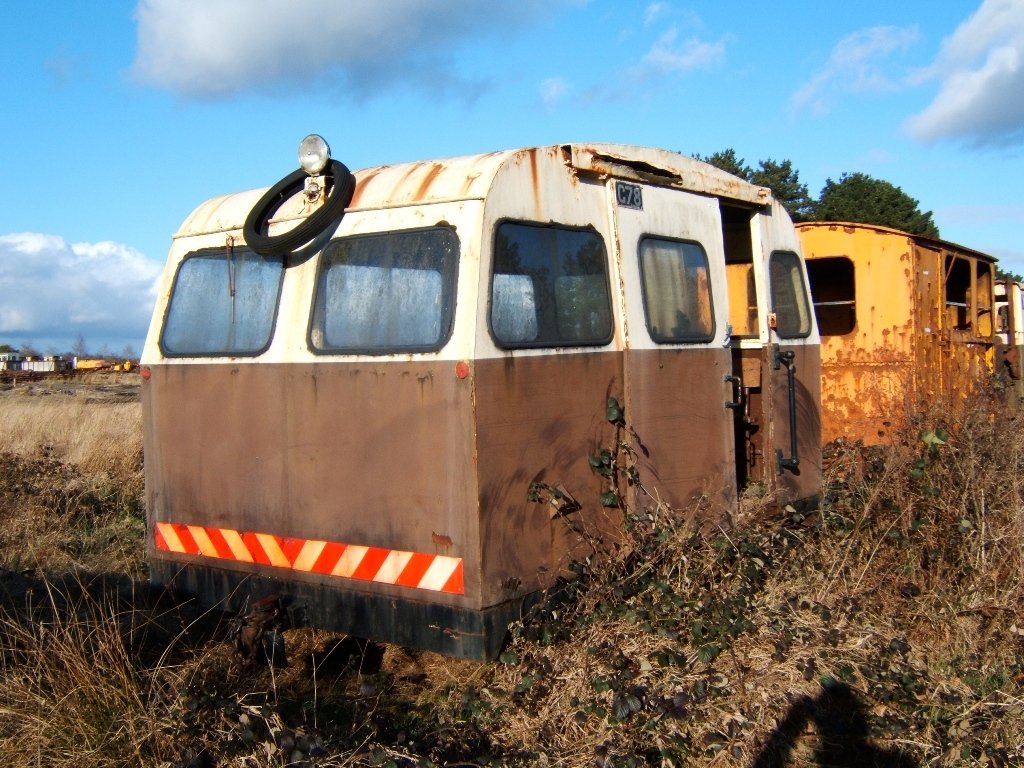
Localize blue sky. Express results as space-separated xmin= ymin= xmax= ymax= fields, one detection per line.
xmin=1 ymin=0 xmax=1022 ymax=355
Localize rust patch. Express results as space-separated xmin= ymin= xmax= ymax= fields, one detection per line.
xmin=799 ymin=221 xmax=996 ymax=445
xmin=460 ymin=171 xmax=482 ymax=197
xmin=432 ymin=531 xmax=454 ymax=550
xmin=348 ymin=165 xmax=385 ymax=209
xmin=527 ymin=147 xmax=541 ymax=215
xmin=392 ymin=163 xmax=424 ymax=200
xmin=414 ymin=162 xmax=445 ymax=201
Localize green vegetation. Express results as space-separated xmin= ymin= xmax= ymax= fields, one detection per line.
xmin=814 ymin=172 xmax=940 ymax=238
xmin=1 ymin=380 xmax=1022 ymax=766
xmin=694 ymin=150 xmax=814 ymax=222
xmin=696 ymin=149 xmax=940 ymax=237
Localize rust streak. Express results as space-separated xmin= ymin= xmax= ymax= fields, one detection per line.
xmin=414 ymin=162 xmax=445 ymax=201
xmin=527 ymin=148 xmax=541 ymax=216
xmin=348 ymin=166 xmax=385 ymax=209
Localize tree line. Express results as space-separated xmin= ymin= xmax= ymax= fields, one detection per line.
xmin=0 ymin=337 xmax=136 ymax=361
xmin=693 ymin=149 xmax=940 ymax=239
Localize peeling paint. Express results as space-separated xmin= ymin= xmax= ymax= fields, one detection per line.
xmin=799 ymin=222 xmax=996 ymax=444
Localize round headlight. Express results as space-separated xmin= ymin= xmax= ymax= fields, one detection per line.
xmin=298 ymin=134 xmax=331 ymax=175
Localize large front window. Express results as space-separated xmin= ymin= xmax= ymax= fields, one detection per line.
xmin=161 ymin=247 xmax=284 ymax=357
xmin=490 ymin=222 xmax=612 ymax=347
xmin=309 ymin=227 xmax=459 ymax=353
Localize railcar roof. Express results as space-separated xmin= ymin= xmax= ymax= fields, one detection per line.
xmin=796 ymin=220 xmax=997 ymax=265
xmin=175 ymin=143 xmax=773 ymax=240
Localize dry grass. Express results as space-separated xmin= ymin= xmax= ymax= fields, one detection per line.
xmin=0 ymin=378 xmax=1022 ymax=766
xmin=0 ymin=581 xmax=181 ymax=767
xmin=0 ymin=377 xmax=144 ymax=577
xmin=0 ymin=377 xmax=142 ymax=478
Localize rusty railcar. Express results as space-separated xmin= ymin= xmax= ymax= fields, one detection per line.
xmin=142 ymin=139 xmax=821 ymax=659
xmin=797 ymin=221 xmax=997 ymax=445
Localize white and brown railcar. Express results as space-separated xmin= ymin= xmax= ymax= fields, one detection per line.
xmin=142 ymin=142 xmax=821 ymax=659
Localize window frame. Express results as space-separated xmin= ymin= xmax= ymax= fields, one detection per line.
xmin=636 ymin=235 xmax=716 ymax=344
xmin=159 ymin=245 xmax=285 ymax=359
xmin=488 ymin=219 xmax=614 ymax=350
xmin=307 ymin=225 xmax=461 ymax=356
xmin=768 ymin=250 xmax=813 ymax=340
xmin=805 ymin=255 xmax=857 ymax=337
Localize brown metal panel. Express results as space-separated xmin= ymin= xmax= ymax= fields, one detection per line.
xmin=143 ymin=360 xmax=480 ymax=607
xmin=767 ymin=344 xmax=822 ymax=504
xmin=474 ymin=352 xmax=623 ymax=607
xmin=624 ymin=347 xmax=738 ymax=515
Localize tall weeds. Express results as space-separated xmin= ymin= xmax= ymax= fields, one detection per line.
xmin=1 ymin=380 xmax=1022 ymax=766
xmin=420 ymin=392 xmax=1024 ymax=766
xmin=0 ymin=581 xmax=181 ymax=768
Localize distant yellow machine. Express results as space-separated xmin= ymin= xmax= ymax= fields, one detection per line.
xmin=74 ymin=358 xmax=135 ymax=372
xmin=798 ymin=221 xmax=996 ymax=445
xmin=74 ymin=358 xmax=113 ymax=371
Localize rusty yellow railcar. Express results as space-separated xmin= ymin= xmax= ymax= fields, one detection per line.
xmin=797 ymin=221 xmax=996 ymax=445
xmin=142 ymin=138 xmax=821 ymax=659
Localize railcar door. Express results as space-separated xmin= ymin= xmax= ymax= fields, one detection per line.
xmin=609 ymin=179 xmax=739 ymax=515
xmin=721 ymin=202 xmax=820 ymax=504
xmin=755 ymin=203 xmax=821 ymax=504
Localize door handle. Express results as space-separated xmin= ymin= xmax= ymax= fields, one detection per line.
xmin=724 ymin=374 xmax=742 ymax=410
xmin=772 ymin=344 xmax=800 ymax=474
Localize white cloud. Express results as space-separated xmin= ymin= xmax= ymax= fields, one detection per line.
xmin=540 ymin=77 xmax=569 ymax=111
xmin=640 ymin=26 xmax=726 ymax=75
xmin=0 ymin=233 xmax=161 ymax=351
xmin=643 ymin=2 xmax=669 ymax=28
xmin=131 ymin=0 xmax=563 ymax=100
xmin=791 ymin=25 xmax=920 ymax=115
xmin=905 ymin=0 xmax=1024 ymax=147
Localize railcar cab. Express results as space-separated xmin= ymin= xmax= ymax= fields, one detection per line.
xmin=142 ymin=137 xmax=821 ymax=659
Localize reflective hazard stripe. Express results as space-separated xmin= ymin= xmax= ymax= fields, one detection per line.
xmin=154 ymin=522 xmax=465 ymax=595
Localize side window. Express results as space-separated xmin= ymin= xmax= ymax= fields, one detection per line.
xmin=161 ymin=248 xmax=284 ymax=356
xmin=490 ymin=222 xmax=612 ymax=348
xmin=806 ymin=256 xmax=856 ymax=336
xmin=944 ymin=255 xmax=972 ymax=331
xmin=310 ymin=228 xmax=459 ymax=353
xmin=638 ymin=237 xmax=714 ymax=343
xmin=769 ymin=251 xmax=812 ymax=338
xmin=944 ymin=255 xmax=995 ymax=337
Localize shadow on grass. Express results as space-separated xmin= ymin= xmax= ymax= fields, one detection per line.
xmin=752 ymin=680 xmax=917 ymax=768
xmin=0 ymin=566 xmax=227 ymax=665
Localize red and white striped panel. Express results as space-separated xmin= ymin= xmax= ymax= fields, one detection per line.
xmin=154 ymin=522 xmax=464 ymax=595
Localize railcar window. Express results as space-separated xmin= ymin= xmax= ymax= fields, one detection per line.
xmin=310 ymin=228 xmax=458 ymax=353
xmin=997 ymin=303 xmax=1009 ymax=335
xmin=161 ymin=248 xmax=284 ymax=356
xmin=638 ymin=238 xmax=714 ymax=343
xmin=491 ymin=222 xmax=612 ymax=347
xmin=768 ymin=251 xmax=812 ymax=338
xmin=805 ymin=257 xmax=856 ymax=336
xmin=722 ymin=206 xmax=758 ymax=338
xmin=944 ymin=255 xmax=972 ymax=331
